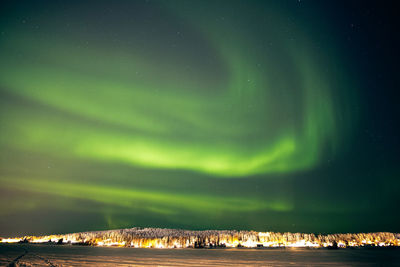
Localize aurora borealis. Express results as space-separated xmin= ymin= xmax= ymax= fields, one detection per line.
xmin=0 ymin=0 xmax=399 ymax=236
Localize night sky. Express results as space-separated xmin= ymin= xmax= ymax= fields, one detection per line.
xmin=0 ymin=0 xmax=399 ymax=236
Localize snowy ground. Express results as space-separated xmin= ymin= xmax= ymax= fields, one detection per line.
xmin=1 ymin=243 xmax=400 ymax=266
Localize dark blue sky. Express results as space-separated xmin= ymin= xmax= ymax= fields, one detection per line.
xmin=0 ymin=0 xmax=399 ymax=236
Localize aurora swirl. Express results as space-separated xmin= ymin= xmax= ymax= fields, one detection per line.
xmin=0 ymin=2 xmax=347 ymax=177
xmin=0 ymin=0 xmax=397 ymax=236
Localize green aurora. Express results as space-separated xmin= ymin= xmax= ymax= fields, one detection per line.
xmin=0 ymin=9 xmax=343 ymax=177
xmin=0 ymin=0 xmax=398 ymax=235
